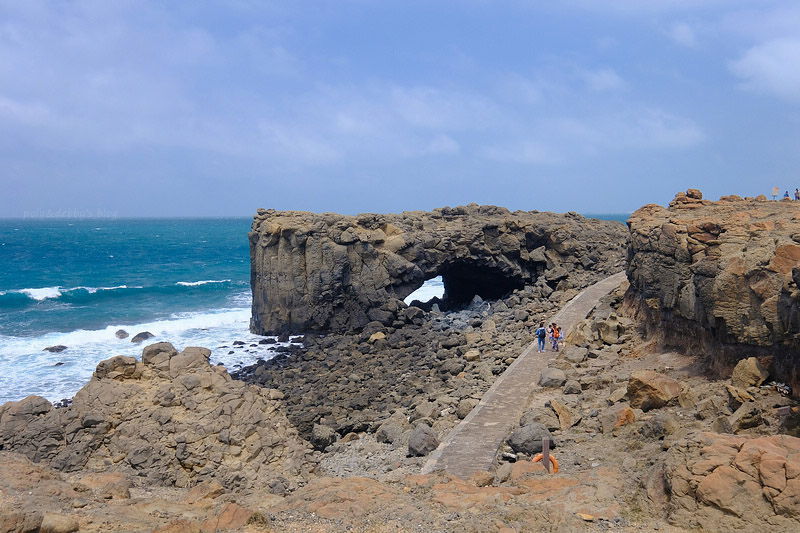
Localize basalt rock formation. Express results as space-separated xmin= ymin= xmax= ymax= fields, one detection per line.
xmin=249 ymin=204 xmax=627 ymax=335
xmin=0 ymin=343 xmax=316 ymax=492
xmin=626 ymin=189 xmax=800 ymax=392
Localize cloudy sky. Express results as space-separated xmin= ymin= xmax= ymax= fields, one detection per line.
xmin=2 ymin=0 xmax=800 ymax=217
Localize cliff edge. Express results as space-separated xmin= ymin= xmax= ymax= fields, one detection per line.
xmin=627 ymin=189 xmax=800 ymax=391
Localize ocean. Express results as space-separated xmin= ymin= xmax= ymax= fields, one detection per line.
xmin=0 ymin=213 xmax=628 ymax=405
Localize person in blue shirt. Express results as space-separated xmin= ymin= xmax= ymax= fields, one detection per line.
xmin=535 ymin=323 xmax=547 ymax=353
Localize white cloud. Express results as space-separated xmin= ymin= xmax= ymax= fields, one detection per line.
xmin=580 ymin=68 xmax=626 ymax=91
xmin=669 ymin=21 xmax=698 ymax=47
xmin=481 ymin=139 xmax=558 ymax=165
xmin=424 ymin=134 xmax=460 ymax=156
xmin=630 ymin=108 xmax=706 ymax=148
xmin=0 ymin=95 xmax=49 ymax=124
xmin=729 ymin=38 xmax=800 ymax=103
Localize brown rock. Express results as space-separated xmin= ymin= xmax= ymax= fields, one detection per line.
xmin=729 ymin=403 xmax=764 ymax=433
xmin=726 ymin=384 xmax=754 ymax=411
xmin=731 ymin=357 xmax=769 ymax=389
xmin=201 ymin=502 xmax=254 ymax=531
xmin=627 ymin=194 xmax=800 ymax=393
xmin=601 ymin=404 xmax=635 ymax=434
xmin=0 ymin=346 xmax=316 ymax=492
xmin=469 ymin=470 xmax=494 ymax=487
xmin=39 ymin=513 xmax=79 ymax=533
xmin=550 ymin=399 xmax=579 ymax=430
xmin=627 ymin=370 xmax=681 ymax=411
xmin=662 ymin=432 xmax=800 ymax=530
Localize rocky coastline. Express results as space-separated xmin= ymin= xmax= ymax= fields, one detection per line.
xmin=2 ymin=195 xmax=800 ymax=532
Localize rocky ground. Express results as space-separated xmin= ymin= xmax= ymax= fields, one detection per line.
xmin=3 ymin=277 xmax=799 ymax=532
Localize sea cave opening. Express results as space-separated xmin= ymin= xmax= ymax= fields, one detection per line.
xmin=404 ymin=262 xmax=525 ymax=312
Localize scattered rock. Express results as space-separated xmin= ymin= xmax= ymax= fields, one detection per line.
xmin=563 ymin=380 xmax=582 ymax=395
xmin=538 ymin=367 xmax=567 ymax=388
xmin=507 ymin=423 xmax=556 ymax=455
xmin=456 ymin=398 xmax=479 ymax=419
xmin=130 ymin=331 xmax=154 ymax=343
xmin=627 ymin=370 xmax=681 ymax=411
xmin=311 ymin=424 xmax=338 ymax=451
xmin=39 ymin=512 xmax=80 ymax=533
xmin=731 ymin=357 xmax=769 ymax=389
xmin=729 ymin=403 xmax=764 ymax=433
xmin=601 ymin=404 xmax=636 ymax=434
xmin=550 ymin=399 xmax=579 ymax=430
xmin=408 ymin=425 xmax=439 ymax=456
xmin=376 ymin=424 xmax=403 ymax=444
xmin=115 ymin=329 xmax=129 ymax=339
xmin=43 ymin=345 xmax=67 ymax=353
xmin=725 ymin=384 xmax=754 ymax=411
xmin=469 ymin=470 xmax=494 ymax=487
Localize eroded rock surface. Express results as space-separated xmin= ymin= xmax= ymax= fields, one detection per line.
xmin=0 ymin=343 xmax=315 ymax=492
xmin=661 ymin=432 xmax=800 ymax=531
xmin=627 ymin=190 xmax=800 ymax=391
xmin=250 ymin=204 xmax=627 ymax=334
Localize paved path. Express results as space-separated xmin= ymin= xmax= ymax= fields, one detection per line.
xmin=421 ymin=271 xmax=628 ymax=478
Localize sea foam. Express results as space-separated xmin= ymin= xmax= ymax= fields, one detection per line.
xmin=0 ymin=294 xmax=293 ymax=405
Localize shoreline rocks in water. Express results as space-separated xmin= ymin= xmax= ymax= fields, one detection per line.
xmin=130 ymin=331 xmax=154 ymax=343
xmin=43 ymin=345 xmax=67 ymax=353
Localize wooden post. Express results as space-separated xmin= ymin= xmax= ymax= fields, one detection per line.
xmin=542 ymin=437 xmax=551 ymax=473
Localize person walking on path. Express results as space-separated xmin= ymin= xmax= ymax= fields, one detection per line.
xmin=535 ymin=323 xmax=547 ymax=353
xmin=552 ymin=325 xmax=561 ymax=351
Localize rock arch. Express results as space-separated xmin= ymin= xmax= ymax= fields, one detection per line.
xmin=249 ymin=204 xmax=627 ymax=334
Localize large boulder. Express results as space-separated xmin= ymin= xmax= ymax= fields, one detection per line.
xmin=627 ymin=370 xmax=681 ymax=411
xmin=507 ymin=423 xmax=556 ymax=455
xmin=408 ymin=424 xmax=439 ymax=457
xmin=538 ymin=368 xmax=567 ymax=388
xmin=731 ymin=357 xmax=770 ymax=389
xmin=249 ymin=205 xmax=627 ymax=334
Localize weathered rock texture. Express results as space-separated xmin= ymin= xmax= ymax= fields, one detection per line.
xmin=661 ymin=432 xmax=800 ymax=531
xmin=627 ymin=190 xmax=800 ymax=391
xmin=0 ymin=343 xmax=315 ymax=492
xmin=250 ymin=204 xmax=627 ymax=334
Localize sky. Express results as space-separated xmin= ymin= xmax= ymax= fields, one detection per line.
xmin=2 ymin=0 xmax=800 ymax=217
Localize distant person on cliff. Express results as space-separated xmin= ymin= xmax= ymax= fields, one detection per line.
xmin=794 ymin=188 xmax=799 ymax=200
xmin=535 ymin=323 xmax=547 ymax=353
xmin=784 ymin=190 xmax=791 ymax=199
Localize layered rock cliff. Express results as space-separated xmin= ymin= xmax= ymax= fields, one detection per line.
xmin=249 ymin=204 xmax=627 ymax=334
xmin=626 ymin=190 xmax=800 ymax=390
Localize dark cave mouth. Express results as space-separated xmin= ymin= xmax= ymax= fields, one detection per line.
xmin=406 ymin=263 xmax=526 ymax=312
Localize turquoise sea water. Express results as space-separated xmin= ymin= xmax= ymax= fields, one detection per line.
xmin=0 ymin=213 xmax=628 ymax=404
xmin=0 ymin=218 xmax=285 ymax=404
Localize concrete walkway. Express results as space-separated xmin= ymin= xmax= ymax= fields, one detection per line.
xmin=421 ymin=271 xmax=628 ymax=478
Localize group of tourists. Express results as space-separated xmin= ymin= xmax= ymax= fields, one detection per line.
xmin=534 ymin=322 xmax=562 ymax=353
xmin=780 ymin=188 xmax=800 ymax=200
